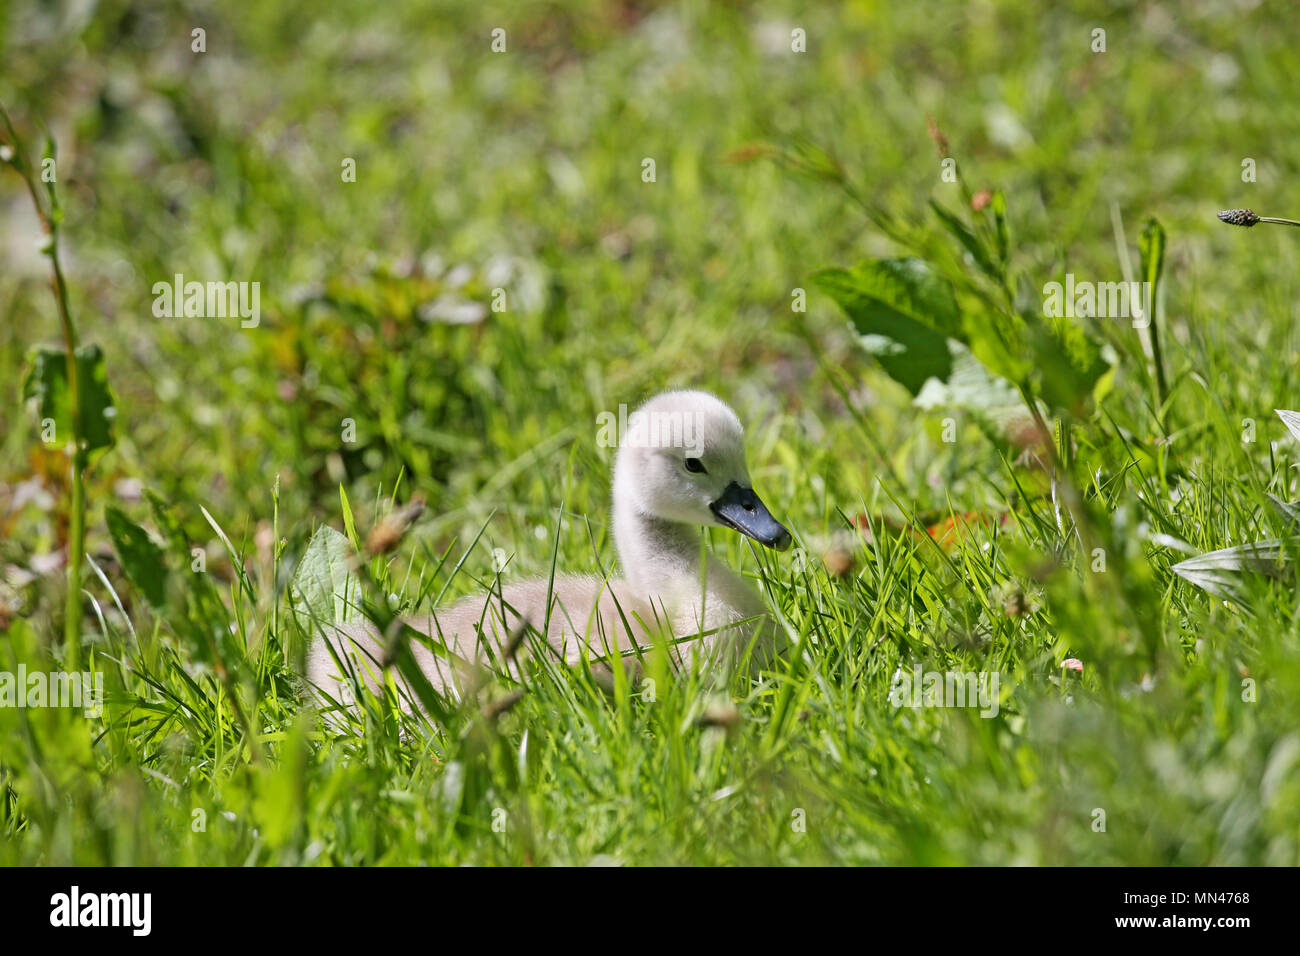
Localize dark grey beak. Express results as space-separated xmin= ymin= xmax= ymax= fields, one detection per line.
xmin=709 ymin=482 xmax=793 ymax=552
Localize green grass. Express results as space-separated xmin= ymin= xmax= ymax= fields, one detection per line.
xmin=2 ymin=0 xmax=1300 ymax=865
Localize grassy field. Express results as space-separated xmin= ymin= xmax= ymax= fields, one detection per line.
xmin=3 ymin=0 xmax=1300 ymax=865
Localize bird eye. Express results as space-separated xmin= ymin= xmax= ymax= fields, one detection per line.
xmin=684 ymin=457 xmax=707 ymax=474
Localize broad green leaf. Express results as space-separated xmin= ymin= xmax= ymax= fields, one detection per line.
xmin=21 ymin=344 xmax=116 ymax=455
xmin=1171 ymin=539 xmax=1293 ymax=600
xmin=1031 ymin=315 xmax=1114 ymax=415
xmin=290 ymin=525 xmax=363 ymax=633
xmin=961 ymin=305 xmax=1031 ymax=385
xmin=144 ymin=489 xmax=191 ymax=557
xmin=1276 ymin=409 xmax=1300 ymax=444
xmin=813 ymin=258 xmax=962 ymax=395
xmin=913 ymin=345 xmax=1028 ymax=435
xmin=105 ymin=506 xmax=169 ymax=609
xmin=1267 ymin=494 xmax=1300 ymax=527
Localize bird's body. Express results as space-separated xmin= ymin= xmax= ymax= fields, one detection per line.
xmin=306 ymin=390 xmax=791 ymax=711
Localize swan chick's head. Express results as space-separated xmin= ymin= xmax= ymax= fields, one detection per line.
xmin=613 ymin=390 xmax=792 ymax=551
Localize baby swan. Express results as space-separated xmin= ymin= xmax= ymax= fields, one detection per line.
xmin=306 ymin=390 xmax=791 ymax=711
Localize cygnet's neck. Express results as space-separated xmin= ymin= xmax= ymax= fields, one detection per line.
xmin=612 ymin=492 xmax=701 ymax=595
xmin=611 ymin=487 xmax=768 ymax=642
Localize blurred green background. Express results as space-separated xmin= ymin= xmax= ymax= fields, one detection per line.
xmin=5 ymin=0 xmax=1296 ymax=544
